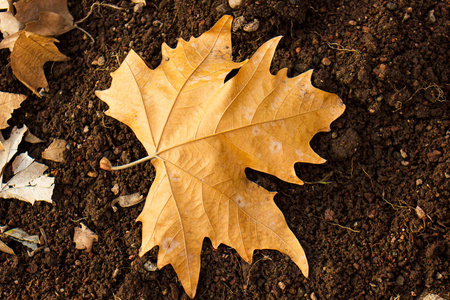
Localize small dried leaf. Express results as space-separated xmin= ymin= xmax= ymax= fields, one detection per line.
xmin=0 ymin=92 xmax=26 ymax=150
xmin=3 ymin=228 xmax=40 ymax=250
xmin=112 ymin=193 xmax=144 ymax=209
xmin=0 ymin=126 xmax=28 ymax=178
xmin=415 ymin=206 xmax=426 ymax=220
xmin=73 ymin=223 xmax=98 ymax=252
xmin=11 ymin=32 xmax=68 ymax=96
xmin=41 ymin=139 xmax=67 ymax=162
xmin=0 ymin=152 xmax=55 ymax=204
xmin=131 ymin=0 xmax=146 ymax=4
xmin=0 ymin=240 xmax=15 ymax=255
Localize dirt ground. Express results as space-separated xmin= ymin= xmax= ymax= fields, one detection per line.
xmin=0 ymin=0 xmax=449 ymax=299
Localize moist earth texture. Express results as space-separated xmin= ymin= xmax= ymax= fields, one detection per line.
xmin=0 ymin=0 xmax=449 ymax=299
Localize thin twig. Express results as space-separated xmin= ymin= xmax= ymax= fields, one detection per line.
xmin=327 ymin=42 xmax=360 ymax=54
xmin=330 ymin=222 xmax=360 ymax=233
xmin=75 ymin=2 xmax=124 ymax=24
xmin=74 ymin=25 xmax=95 ymax=43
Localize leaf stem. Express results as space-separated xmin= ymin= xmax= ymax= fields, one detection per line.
xmin=100 ymin=156 xmax=152 ymax=171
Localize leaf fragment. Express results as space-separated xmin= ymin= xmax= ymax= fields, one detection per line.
xmin=11 ymin=32 xmax=68 ymax=96
xmin=73 ymin=223 xmax=98 ymax=252
xmin=0 ymin=91 xmax=27 ymax=151
xmin=41 ymin=139 xmax=67 ymax=162
xmin=0 ymin=240 xmax=15 ymax=255
xmin=111 ymin=192 xmax=144 ymax=212
xmin=3 ymin=228 xmax=40 ymax=250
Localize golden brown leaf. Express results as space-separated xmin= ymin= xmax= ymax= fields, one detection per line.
xmin=96 ymin=15 xmax=345 ymax=298
xmin=11 ymin=32 xmax=68 ymax=96
xmin=0 ymin=91 xmax=26 ymax=150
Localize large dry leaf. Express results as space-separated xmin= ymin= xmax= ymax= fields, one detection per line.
xmin=11 ymin=32 xmax=68 ymax=95
xmin=96 ymin=15 xmax=345 ymax=298
xmin=0 ymin=91 xmax=26 ymax=150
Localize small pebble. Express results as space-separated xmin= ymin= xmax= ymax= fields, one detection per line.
xmin=400 ymin=149 xmax=407 ymax=158
xmin=144 ymin=260 xmax=157 ymax=272
xmin=311 ymin=292 xmax=317 ymax=300
xmin=83 ymin=125 xmax=89 ymax=133
xmin=386 ymin=2 xmax=397 ymax=11
xmin=112 ymin=268 xmax=119 ymax=279
xmin=232 ymin=16 xmax=245 ymax=32
xmin=416 ymin=178 xmax=423 ymax=185
xmin=111 ymin=184 xmax=120 ymax=195
xmin=87 ymin=171 xmax=98 ymax=178
xmin=321 ymin=57 xmax=331 ymax=66
xmin=92 ymin=56 xmax=105 ymax=66
xmin=228 ymin=0 xmax=243 ymax=9
xmin=401 ymin=161 xmax=409 ymax=166
xmin=133 ymin=3 xmax=144 ymax=14
xmin=415 ymin=206 xmax=426 ymax=220
xmin=348 ymin=20 xmax=357 ymax=26
xmin=428 ymin=10 xmax=436 ymax=23
xmin=216 ymin=3 xmax=232 ymax=14
xmin=244 ymin=19 xmax=259 ymax=32
xmin=396 ymin=275 xmax=405 ymax=285
xmin=278 ymin=281 xmax=286 ymax=290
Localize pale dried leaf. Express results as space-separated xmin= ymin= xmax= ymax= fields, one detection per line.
xmin=3 ymin=227 xmax=40 ymax=250
xmin=0 ymin=0 xmax=12 ymax=10
xmin=0 ymin=11 xmax=22 ymax=37
xmin=0 ymin=240 xmax=15 ymax=255
xmin=73 ymin=223 xmax=98 ymax=252
xmin=24 ymin=130 xmax=43 ymax=144
xmin=0 ymin=126 xmax=27 ymax=178
xmin=41 ymin=139 xmax=67 ymax=162
xmin=96 ymin=16 xmax=345 ymax=298
xmin=0 ymin=152 xmax=55 ymax=204
xmin=131 ymin=0 xmax=146 ymax=4
xmin=111 ymin=193 xmax=144 ymax=209
xmin=0 ymin=91 xmax=26 ymax=150
xmin=11 ymin=32 xmax=68 ymax=96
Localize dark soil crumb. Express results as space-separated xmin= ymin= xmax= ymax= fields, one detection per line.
xmin=1 ymin=0 xmax=448 ymax=299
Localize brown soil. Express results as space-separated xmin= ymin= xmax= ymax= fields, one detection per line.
xmin=1 ymin=0 xmax=449 ymax=299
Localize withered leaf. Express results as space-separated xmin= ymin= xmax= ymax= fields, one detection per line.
xmin=0 ymin=126 xmax=55 ymax=205
xmin=0 ymin=91 xmax=26 ymax=150
xmin=96 ymin=16 xmax=345 ymax=298
xmin=11 ymin=32 xmax=68 ymax=95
